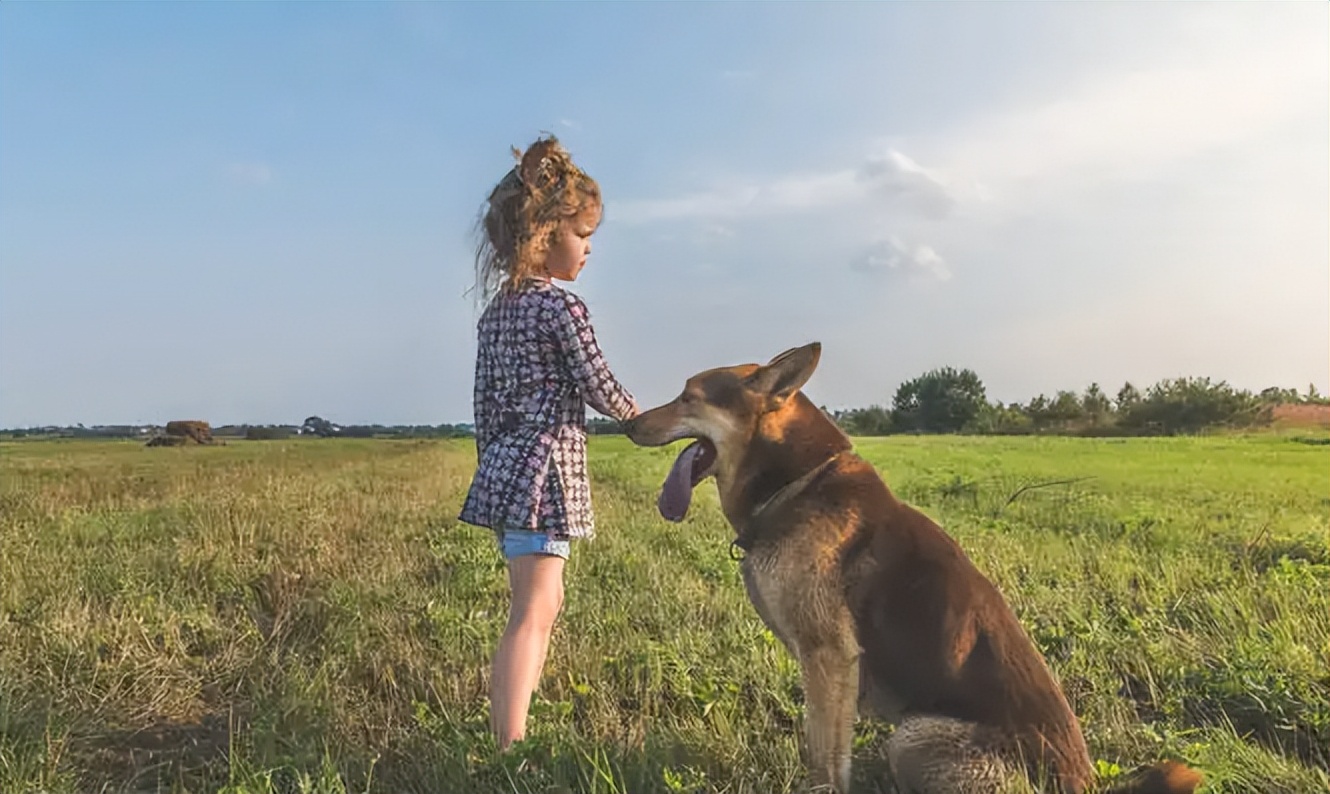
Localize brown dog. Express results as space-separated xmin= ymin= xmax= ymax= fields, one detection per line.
xmin=625 ymin=343 xmax=1200 ymax=794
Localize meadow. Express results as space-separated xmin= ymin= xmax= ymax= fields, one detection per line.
xmin=1 ymin=433 xmax=1326 ymax=794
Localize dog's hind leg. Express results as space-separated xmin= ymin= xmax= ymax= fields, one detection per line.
xmin=887 ymin=715 xmax=1031 ymax=794
xmin=800 ymin=644 xmax=860 ymax=793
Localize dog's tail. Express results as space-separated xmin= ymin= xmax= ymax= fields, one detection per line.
xmin=1102 ymin=760 xmax=1202 ymax=794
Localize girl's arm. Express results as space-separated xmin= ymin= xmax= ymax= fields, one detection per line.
xmin=548 ymin=292 xmax=638 ymax=422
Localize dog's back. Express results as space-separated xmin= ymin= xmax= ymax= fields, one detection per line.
xmin=828 ymin=456 xmax=1093 ymax=790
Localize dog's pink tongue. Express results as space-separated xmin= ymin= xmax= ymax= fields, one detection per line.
xmin=658 ymin=442 xmax=702 ymax=522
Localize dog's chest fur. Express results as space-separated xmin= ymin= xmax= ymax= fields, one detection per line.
xmin=736 ymin=510 xmax=866 ymax=669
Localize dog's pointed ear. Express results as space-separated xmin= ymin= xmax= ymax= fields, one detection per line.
xmin=745 ymin=342 xmax=821 ymax=401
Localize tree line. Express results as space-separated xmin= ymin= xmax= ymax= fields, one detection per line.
xmin=828 ymin=367 xmax=1326 ymax=437
xmin=0 ymin=419 xmax=475 ymax=441
xmin=5 ymin=372 xmax=1322 ymax=441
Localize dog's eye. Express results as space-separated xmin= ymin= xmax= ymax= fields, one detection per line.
xmin=679 ymin=392 xmax=695 ymax=404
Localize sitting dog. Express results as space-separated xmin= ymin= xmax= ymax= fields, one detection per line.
xmin=625 ymin=343 xmax=1200 ymax=794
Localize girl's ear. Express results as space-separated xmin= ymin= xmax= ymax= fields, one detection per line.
xmin=743 ymin=343 xmax=822 ymax=401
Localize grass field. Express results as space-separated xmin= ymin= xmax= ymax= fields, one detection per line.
xmin=1 ymin=434 xmax=1327 ymax=794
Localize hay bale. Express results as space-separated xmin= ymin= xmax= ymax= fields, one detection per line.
xmin=165 ymin=420 xmax=214 ymax=445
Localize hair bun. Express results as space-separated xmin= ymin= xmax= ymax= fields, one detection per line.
xmin=517 ymin=136 xmax=571 ymax=190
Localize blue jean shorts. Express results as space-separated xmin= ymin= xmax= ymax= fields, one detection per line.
xmin=494 ymin=527 xmax=571 ymax=560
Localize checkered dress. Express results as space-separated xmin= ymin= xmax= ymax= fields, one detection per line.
xmin=458 ymin=279 xmax=636 ymax=539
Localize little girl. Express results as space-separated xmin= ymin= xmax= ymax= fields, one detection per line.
xmin=458 ymin=135 xmax=638 ymax=751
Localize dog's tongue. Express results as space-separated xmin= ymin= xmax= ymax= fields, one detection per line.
xmin=658 ymin=441 xmax=703 ymax=522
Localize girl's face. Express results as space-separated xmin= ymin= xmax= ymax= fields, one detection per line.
xmin=543 ymin=205 xmax=601 ymax=282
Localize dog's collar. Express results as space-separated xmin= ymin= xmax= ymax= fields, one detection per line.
xmin=731 ymin=450 xmax=847 ymax=557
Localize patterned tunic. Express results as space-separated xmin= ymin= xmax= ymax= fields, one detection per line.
xmin=458 ymin=279 xmax=636 ymax=539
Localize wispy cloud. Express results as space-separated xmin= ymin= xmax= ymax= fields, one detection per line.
xmin=558 ymin=118 xmax=582 ymax=130
xmin=857 ymin=149 xmax=957 ymax=219
xmin=851 ymin=237 xmax=951 ymax=282
xmin=225 ymin=162 xmax=272 ymax=186
xmin=616 ymin=148 xmax=955 ymax=223
xmin=619 ymin=23 xmax=1321 ymax=229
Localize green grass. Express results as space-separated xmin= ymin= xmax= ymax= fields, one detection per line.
xmin=1 ymin=434 xmax=1326 ymax=793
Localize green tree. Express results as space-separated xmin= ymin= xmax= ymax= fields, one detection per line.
xmin=1049 ymin=390 xmax=1085 ymax=425
xmin=1023 ymin=394 xmax=1052 ymax=429
xmin=1082 ymin=383 xmax=1112 ymax=425
xmin=966 ymin=401 xmax=1033 ymax=434
xmin=1119 ymin=377 xmax=1269 ymax=435
xmin=891 ymin=367 xmax=988 ymax=433
xmin=1115 ymin=382 xmax=1141 ymax=412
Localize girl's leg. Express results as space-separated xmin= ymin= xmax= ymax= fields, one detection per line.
xmin=489 ymin=552 xmax=566 ymax=750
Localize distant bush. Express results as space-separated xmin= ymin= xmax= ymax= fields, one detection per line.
xmin=964 ymin=402 xmax=1033 ymax=435
xmin=1118 ymin=377 xmax=1271 ymax=435
xmin=832 ymin=405 xmax=894 ymax=436
xmin=587 ymin=417 xmax=627 ymax=435
xmin=296 ymin=416 xmax=473 ymax=439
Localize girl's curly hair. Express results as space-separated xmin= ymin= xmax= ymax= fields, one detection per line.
xmin=472 ymin=135 xmax=601 ymax=302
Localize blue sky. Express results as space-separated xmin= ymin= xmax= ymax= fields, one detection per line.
xmin=2 ymin=3 xmax=1326 ymax=427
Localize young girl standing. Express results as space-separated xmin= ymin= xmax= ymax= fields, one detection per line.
xmin=458 ymin=136 xmax=638 ymax=750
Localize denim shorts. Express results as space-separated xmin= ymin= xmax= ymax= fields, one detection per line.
xmin=494 ymin=527 xmax=571 ymax=560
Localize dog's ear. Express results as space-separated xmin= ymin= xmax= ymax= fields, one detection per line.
xmin=745 ymin=342 xmax=821 ymax=401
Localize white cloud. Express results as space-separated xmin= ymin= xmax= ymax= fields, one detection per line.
xmin=616 ymin=148 xmax=954 ymax=223
xmin=858 ymin=149 xmax=957 ymax=219
xmin=851 ymin=237 xmax=951 ymax=282
xmin=618 ymin=21 xmax=1322 ymax=231
xmin=225 ymin=162 xmax=272 ymax=186
xmin=558 ymin=118 xmax=582 ymax=130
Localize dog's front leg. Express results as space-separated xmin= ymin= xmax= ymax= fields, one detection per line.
xmin=800 ymin=644 xmax=859 ymax=793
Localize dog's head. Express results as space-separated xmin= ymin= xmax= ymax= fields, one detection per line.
xmin=625 ymin=342 xmax=824 ymax=521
